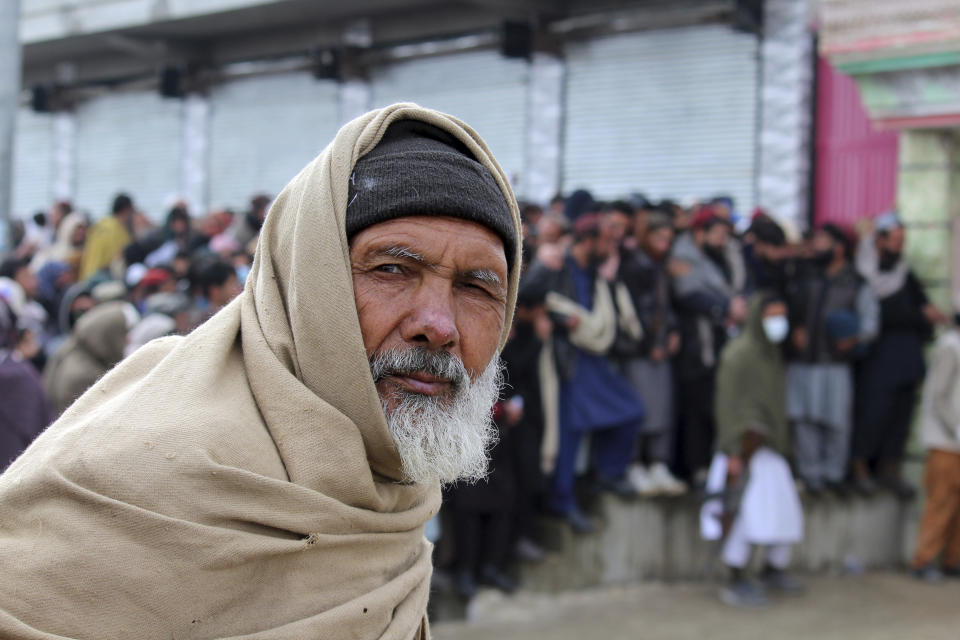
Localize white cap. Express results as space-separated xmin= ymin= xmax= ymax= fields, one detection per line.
xmin=125 ymin=263 xmax=148 ymax=288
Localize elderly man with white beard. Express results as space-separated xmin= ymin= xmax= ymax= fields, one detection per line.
xmin=0 ymin=105 xmax=521 ymax=640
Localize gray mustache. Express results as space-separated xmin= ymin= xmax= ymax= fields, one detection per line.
xmin=369 ymin=347 xmax=468 ymax=389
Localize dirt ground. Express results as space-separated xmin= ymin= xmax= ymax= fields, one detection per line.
xmin=432 ymin=572 xmax=960 ymax=640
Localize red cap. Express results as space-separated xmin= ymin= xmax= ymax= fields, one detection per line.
xmin=692 ymin=205 xmax=722 ymax=230
xmin=140 ymin=268 xmax=172 ymax=289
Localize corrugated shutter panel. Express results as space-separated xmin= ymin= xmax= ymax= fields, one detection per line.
xmin=370 ymin=50 xmax=528 ymax=195
xmin=12 ymin=109 xmax=55 ymax=219
xmin=814 ymin=57 xmax=898 ymax=227
xmin=563 ymin=25 xmax=759 ymax=212
xmin=208 ymin=73 xmax=339 ymax=211
xmin=74 ymin=92 xmax=182 ymax=221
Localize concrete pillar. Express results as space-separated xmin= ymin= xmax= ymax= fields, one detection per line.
xmin=0 ymin=0 xmax=22 ymax=252
xmin=180 ymin=93 xmax=209 ymax=215
xmin=339 ymin=78 xmax=371 ymax=125
xmin=756 ymin=0 xmax=814 ymax=230
xmin=52 ymin=111 xmax=76 ymax=202
xmin=524 ymin=52 xmax=564 ymax=205
xmin=896 ymin=128 xmax=958 ymax=312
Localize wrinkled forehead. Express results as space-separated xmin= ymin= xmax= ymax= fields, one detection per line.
xmin=350 ymin=216 xmax=508 ymax=278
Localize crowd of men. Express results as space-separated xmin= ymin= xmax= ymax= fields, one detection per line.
xmin=3 ymin=186 xmax=959 ymax=607
xmin=439 ymin=190 xmax=954 ymax=604
xmin=1 ymin=193 xmax=261 ymax=452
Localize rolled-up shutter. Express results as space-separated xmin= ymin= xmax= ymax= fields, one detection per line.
xmin=12 ymin=109 xmax=55 ymax=219
xmin=74 ymin=92 xmax=182 ymax=221
xmin=563 ymin=24 xmax=759 ymax=212
xmin=208 ymin=73 xmax=340 ymax=211
xmin=370 ymin=50 xmax=528 ymax=195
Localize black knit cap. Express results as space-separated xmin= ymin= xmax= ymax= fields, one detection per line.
xmin=346 ymin=120 xmax=516 ymax=267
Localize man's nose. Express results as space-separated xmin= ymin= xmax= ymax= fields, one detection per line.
xmin=401 ymin=282 xmax=458 ymax=351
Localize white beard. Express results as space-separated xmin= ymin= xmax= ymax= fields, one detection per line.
xmin=371 ymin=348 xmax=503 ymax=486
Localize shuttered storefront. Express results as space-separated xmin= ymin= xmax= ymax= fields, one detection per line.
xmin=370 ymin=50 xmax=528 ymax=196
xmin=12 ymin=109 xmax=55 ymax=218
xmin=563 ymin=24 xmax=759 ymax=211
xmin=74 ymin=91 xmax=182 ymax=221
xmin=207 ymin=72 xmax=340 ymax=212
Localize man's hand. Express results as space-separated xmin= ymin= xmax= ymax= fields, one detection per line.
xmin=504 ymin=396 xmax=524 ymax=427
xmin=667 ymin=331 xmax=681 ymax=356
xmin=566 ymin=315 xmax=581 ymax=331
xmin=650 ymin=346 xmax=666 ymax=363
xmin=834 ymin=336 xmax=859 ymax=354
xmin=598 ymin=254 xmax=619 ymax=282
xmin=532 ymin=307 xmax=553 ymax=341
xmin=667 ymin=259 xmax=692 ymax=279
xmin=855 ymin=218 xmax=875 ymax=238
xmin=726 ymin=455 xmax=744 ymax=482
xmin=792 ymin=327 xmax=808 ymax=352
xmin=923 ymin=304 xmax=949 ymax=327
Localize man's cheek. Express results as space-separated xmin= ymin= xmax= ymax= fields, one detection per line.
xmin=460 ymin=319 xmax=503 ymax=376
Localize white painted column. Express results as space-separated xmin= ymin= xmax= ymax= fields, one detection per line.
xmin=339 ymin=78 xmax=371 ymax=125
xmin=52 ymin=111 xmax=76 ymax=202
xmin=0 ymin=0 xmax=21 ymax=252
xmin=756 ymin=0 xmax=814 ymax=232
xmin=180 ymin=93 xmax=209 ymax=215
xmin=524 ymin=52 xmax=565 ymax=205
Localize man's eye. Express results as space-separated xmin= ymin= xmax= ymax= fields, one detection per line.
xmin=376 ymin=264 xmax=403 ymax=274
xmin=460 ymin=281 xmax=494 ymax=297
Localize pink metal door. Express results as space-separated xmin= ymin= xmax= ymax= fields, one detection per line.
xmin=813 ymin=57 xmax=898 ymax=229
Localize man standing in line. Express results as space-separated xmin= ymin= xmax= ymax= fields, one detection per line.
xmin=786 ymin=224 xmax=878 ymax=496
xmin=671 ymin=207 xmax=747 ymax=485
xmin=0 ymin=105 xmax=521 ymax=639
xmin=911 ymin=309 xmax=960 ymax=581
xmin=618 ymin=208 xmax=685 ymax=495
xmin=853 ymin=213 xmax=946 ymax=496
xmin=521 ymin=213 xmax=645 ymax=533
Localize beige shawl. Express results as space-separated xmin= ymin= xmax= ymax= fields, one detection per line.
xmin=0 ymin=104 xmax=521 ymax=640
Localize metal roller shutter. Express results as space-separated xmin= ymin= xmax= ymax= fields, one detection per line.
xmin=12 ymin=109 xmax=55 ymax=219
xmin=370 ymin=50 xmax=528 ymax=196
xmin=208 ymin=73 xmax=340 ymax=211
xmin=563 ymin=25 xmax=759 ymax=212
xmin=74 ymin=91 xmax=183 ymax=221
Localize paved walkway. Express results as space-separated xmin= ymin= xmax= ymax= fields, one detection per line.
xmin=433 ymin=572 xmax=960 ymax=640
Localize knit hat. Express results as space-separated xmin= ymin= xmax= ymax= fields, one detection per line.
xmin=346 ymin=120 xmax=516 ymax=266
xmin=563 ymin=189 xmax=596 ymax=223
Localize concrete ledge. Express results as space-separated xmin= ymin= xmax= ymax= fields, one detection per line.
xmin=520 ymin=492 xmax=919 ymax=592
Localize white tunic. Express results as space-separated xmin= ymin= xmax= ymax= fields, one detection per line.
xmin=701 ymin=447 xmax=804 ymax=544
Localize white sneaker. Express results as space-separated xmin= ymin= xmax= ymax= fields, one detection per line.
xmin=628 ymin=464 xmax=655 ymax=496
xmin=648 ymin=462 xmax=687 ymax=496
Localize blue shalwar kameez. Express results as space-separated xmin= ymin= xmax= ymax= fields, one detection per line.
xmin=549 ymin=259 xmax=645 ymax=514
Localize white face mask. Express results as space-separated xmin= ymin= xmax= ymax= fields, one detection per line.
xmin=762 ymin=315 xmax=789 ymax=344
